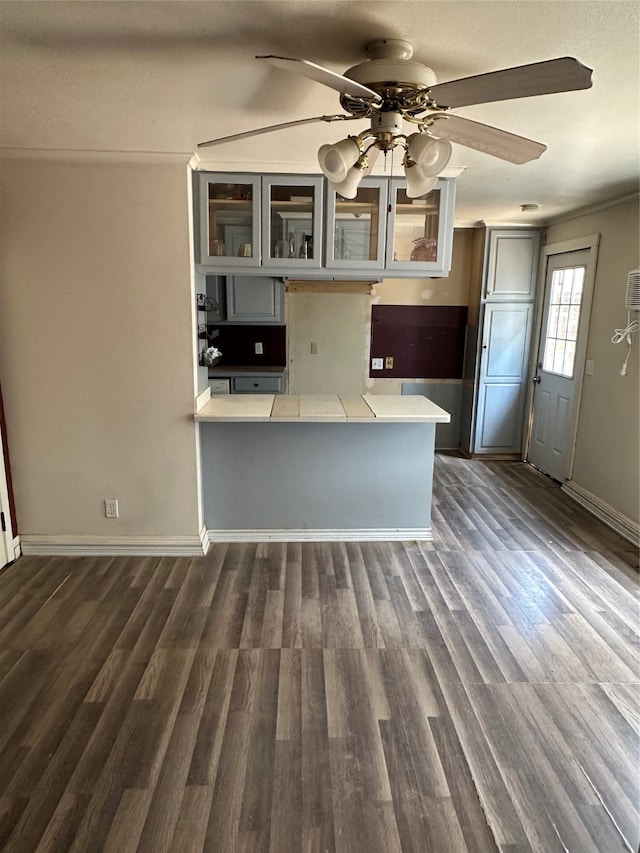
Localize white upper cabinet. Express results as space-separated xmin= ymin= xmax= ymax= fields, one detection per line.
xmin=261 ymin=176 xmax=324 ymax=271
xmin=197 ymin=173 xmax=261 ymax=267
xmin=385 ymin=178 xmax=456 ymax=275
xmin=325 ymin=177 xmax=388 ymax=270
xmin=195 ymin=171 xmax=456 ymax=277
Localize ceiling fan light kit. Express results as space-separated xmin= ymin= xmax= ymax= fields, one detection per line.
xmin=404 ymin=166 xmax=438 ymax=200
xmin=405 ymin=134 xmax=453 ymax=177
xmin=329 ymin=157 xmax=371 ymax=199
xmin=317 ymin=137 xmax=361 ymax=183
xmin=198 ymin=38 xmax=592 ymax=202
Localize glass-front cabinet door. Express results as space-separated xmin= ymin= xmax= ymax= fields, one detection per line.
xmin=385 ymin=177 xmax=455 ymax=274
xmin=197 ymin=173 xmax=261 ymax=266
xmin=261 ymin=176 xmax=323 ymax=270
xmin=325 ymin=177 xmax=388 ymax=270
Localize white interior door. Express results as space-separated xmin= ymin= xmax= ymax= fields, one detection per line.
xmin=528 ymin=249 xmax=593 ymax=481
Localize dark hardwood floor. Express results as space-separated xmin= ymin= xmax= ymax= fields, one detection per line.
xmin=0 ymin=455 xmax=638 ymax=852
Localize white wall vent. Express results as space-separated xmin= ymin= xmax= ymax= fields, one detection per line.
xmin=626 ymin=268 xmax=640 ymax=310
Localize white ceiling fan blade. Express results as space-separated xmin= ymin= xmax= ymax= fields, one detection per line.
xmin=197 ymin=114 xmax=362 ymax=149
xmin=429 ymin=57 xmax=593 ymax=108
xmin=430 ymin=115 xmax=546 ymax=164
xmin=257 ymin=55 xmax=382 ymax=102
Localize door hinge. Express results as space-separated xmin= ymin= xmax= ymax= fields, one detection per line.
xmin=0 ymin=512 xmax=5 ymax=533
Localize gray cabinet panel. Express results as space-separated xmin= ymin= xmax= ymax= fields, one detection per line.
xmin=485 ymin=230 xmax=540 ymax=300
xmin=225 ymin=276 xmax=284 ymax=324
xmin=476 ymin=383 xmax=524 ymax=449
xmin=473 ymin=302 xmax=533 ymax=453
xmin=484 ymin=306 xmax=530 ymax=378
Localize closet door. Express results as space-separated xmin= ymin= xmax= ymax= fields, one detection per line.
xmin=473 ymin=303 xmax=534 ymax=453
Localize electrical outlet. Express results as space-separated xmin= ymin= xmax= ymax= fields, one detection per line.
xmin=385 ymin=356 xmax=394 ymax=369
xmin=105 ymin=499 xmax=119 ymax=518
xmin=255 ymin=342 xmax=263 ymax=355
xmin=372 ymin=357 xmax=383 ymax=370
xmin=585 ymin=360 xmax=594 ymax=375
xmin=310 ymin=342 xmax=319 ymax=354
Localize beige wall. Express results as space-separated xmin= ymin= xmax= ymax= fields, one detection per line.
xmin=0 ymin=159 xmax=201 ymax=538
xmin=287 ymin=290 xmax=371 ymax=395
xmin=545 ymin=196 xmax=639 ymax=523
xmin=373 ymin=229 xmax=474 ymax=307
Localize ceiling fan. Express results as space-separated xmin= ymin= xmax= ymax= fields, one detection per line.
xmin=197 ymin=39 xmax=593 ymax=198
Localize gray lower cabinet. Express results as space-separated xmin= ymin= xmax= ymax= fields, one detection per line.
xmin=231 ymin=374 xmax=284 ymax=394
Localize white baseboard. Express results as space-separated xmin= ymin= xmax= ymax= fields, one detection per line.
xmin=20 ymin=535 xmax=207 ymax=557
xmin=207 ymin=528 xmax=433 ymax=543
xmin=561 ymin=481 xmax=640 ymax=546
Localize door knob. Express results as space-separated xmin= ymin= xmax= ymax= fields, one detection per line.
xmin=533 ymin=376 xmax=541 ymax=384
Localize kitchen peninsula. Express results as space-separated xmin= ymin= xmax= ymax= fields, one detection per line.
xmin=195 ymin=394 xmax=450 ymax=542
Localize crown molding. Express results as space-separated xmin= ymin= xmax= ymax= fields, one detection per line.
xmin=0 ymin=148 xmax=193 ymax=165
xmin=544 ymin=191 xmax=640 ymax=225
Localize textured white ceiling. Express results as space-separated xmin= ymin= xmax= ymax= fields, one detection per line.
xmin=1 ymin=0 xmax=638 ymax=224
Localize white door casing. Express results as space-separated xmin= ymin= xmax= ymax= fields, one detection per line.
xmin=0 ymin=442 xmax=12 ymax=569
xmin=527 ymin=237 xmax=599 ymax=481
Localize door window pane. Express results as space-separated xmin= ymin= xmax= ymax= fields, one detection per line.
xmin=542 ymin=266 xmax=585 ymax=377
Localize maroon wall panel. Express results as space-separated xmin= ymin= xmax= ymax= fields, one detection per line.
xmin=370 ymin=305 xmax=468 ymax=379
xmin=213 ymin=325 xmax=286 ymax=367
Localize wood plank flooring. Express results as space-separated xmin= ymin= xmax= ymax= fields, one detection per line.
xmin=0 ymin=454 xmax=638 ymax=852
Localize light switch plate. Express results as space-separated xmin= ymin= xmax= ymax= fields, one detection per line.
xmin=372 ymin=358 xmax=383 ymax=370
xmin=585 ymin=359 xmax=594 ymax=375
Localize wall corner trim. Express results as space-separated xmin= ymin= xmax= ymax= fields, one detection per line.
xmin=561 ymin=481 xmax=640 ymax=546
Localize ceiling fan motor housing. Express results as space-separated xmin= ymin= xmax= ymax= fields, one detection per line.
xmin=345 ymin=58 xmax=437 ymax=91
xmin=343 ymin=41 xmax=437 ymax=118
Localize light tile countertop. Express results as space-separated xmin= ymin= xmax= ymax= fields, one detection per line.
xmin=194 ymin=393 xmax=451 ymax=424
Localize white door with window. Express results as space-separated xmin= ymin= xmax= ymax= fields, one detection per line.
xmin=528 ymin=248 xmax=595 ymax=481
